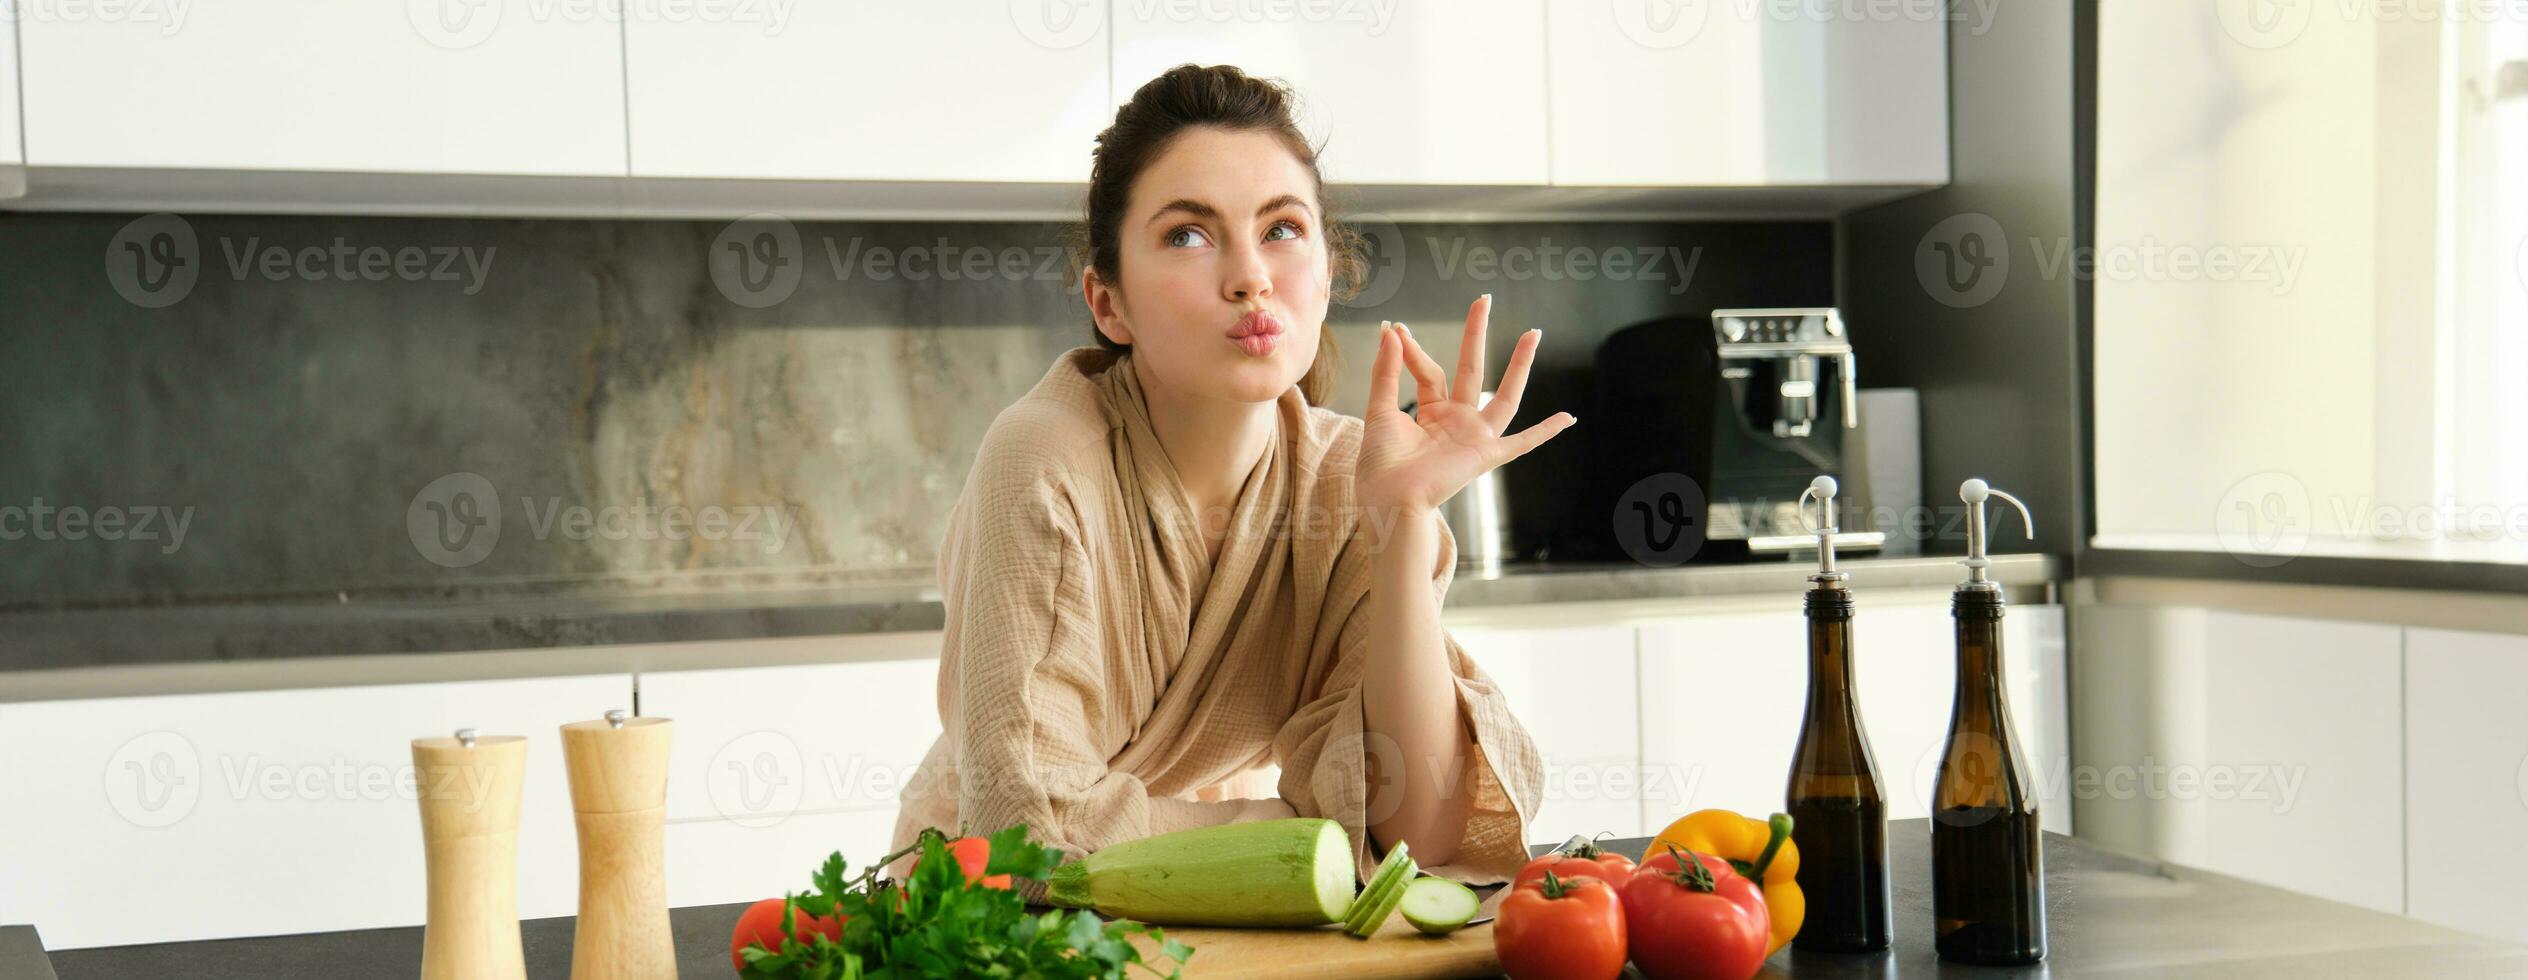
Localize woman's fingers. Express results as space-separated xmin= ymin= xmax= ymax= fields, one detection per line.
xmin=1493 ymin=411 xmax=1578 ymax=465
xmin=1367 ymin=322 xmax=1403 ymax=417
xmin=1483 ymin=328 xmax=1541 ymax=433
xmin=1453 ymin=294 xmax=1490 ymax=407
xmin=1396 ymin=321 xmax=1450 ymax=411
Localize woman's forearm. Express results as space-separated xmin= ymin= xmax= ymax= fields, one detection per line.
xmin=1358 ymin=507 xmax=1476 ymax=865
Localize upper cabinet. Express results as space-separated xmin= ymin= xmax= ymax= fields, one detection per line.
xmin=0 ymin=10 xmax=22 ymax=196
xmin=1547 ymin=0 xmax=1948 ymax=186
xmin=626 ymin=2 xmax=1109 ymax=181
xmin=17 ymin=1 xmax=626 ymax=175
xmin=0 ymin=1 xmax=1947 ymax=215
xmin=1112 ymin=0 xmax=1551 ymax=186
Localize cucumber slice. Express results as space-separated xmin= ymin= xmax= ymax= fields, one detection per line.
xmin=1397 ymin=877 xmax=1480 ymax=935
xmin=1344 ymin=842 xmax=1414 ymax=933
xmin=1346 ymin=848 xmax=1417 ymax=938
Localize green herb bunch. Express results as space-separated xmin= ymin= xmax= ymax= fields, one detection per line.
xmin=737 ymin=823 xmax=1193 ymax=979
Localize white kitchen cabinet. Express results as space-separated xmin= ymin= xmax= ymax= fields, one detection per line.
xmin=1545 ymin=0 xmax=1947 ymax=187
xmin=0 ymin=674 xmax=632 ymax=950
xmin=1453 ymin=624 xmax=1644 ymax=841
xmin=1112 ymin=0 xmax=1551 ymax=186
xmin=18 ymin=1 xmax=626 ymax=175
xmin=625 ymin=2 xmax=1110 ymax=181
xmin=2403 ymin=627 xmax=2528 ymax=942
xmin=1638 ymin=600 xmax=2067 ymax=839
xmin=667 ymin=806 xmax=908 ymax=910
xmin=2198 ymin=611 xmax=2405 ymax=914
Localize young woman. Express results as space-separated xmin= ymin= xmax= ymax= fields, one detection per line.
xmin=888 ymin=64 xmax=1578 ymax=904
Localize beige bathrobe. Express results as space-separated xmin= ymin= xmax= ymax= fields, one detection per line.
xmin=887 ymin=346 xmax=1546 ymax=906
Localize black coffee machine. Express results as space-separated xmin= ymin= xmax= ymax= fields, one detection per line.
xmin=1584 ymin=308 xmax=1882 ymax=564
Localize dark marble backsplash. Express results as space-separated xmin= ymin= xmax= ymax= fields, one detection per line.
xmin=0 ymin=212 xmax=1830 ymax=609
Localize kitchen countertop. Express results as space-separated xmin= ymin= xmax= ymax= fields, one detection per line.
xmin=41 ymin=817 xmax=2527 ymax=978
xmin=0 ymin=554 xmax=2055 ymax=674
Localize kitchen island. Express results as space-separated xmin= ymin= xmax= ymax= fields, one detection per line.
xmin=40 ymin=818 xmax=2527 ymax=978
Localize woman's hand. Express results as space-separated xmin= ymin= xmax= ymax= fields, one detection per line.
xmin=1356 ymin=294 xmax=1578 ymax=517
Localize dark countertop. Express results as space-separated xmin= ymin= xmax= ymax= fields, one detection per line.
xmin=0 ymin=554 xmax=2055 ymax=675
xmin=41 ymin=818 xmax=2527 ymax=978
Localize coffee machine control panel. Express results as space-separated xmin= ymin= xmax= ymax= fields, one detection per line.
xmin=1714 ymin=309 xmax=1845 ymax=350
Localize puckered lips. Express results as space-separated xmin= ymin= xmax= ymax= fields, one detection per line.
xmin=1226 ymin=308 xmax=1283 ymax=358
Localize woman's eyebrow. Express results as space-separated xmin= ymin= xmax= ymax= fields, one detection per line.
xmin=1145 ymin=194 xmax=1314 ymax=227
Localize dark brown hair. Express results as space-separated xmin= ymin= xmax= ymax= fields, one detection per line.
xmin=1076 ymin=64 xmax=1368 ymax=406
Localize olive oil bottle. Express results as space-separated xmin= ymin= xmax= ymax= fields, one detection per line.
xmin=1930 ymin=479 xmax=2047 ymax=966
xmin=1783 ymin=476 xmax=1892 ymax=952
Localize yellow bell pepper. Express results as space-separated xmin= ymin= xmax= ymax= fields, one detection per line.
xmin=1644 ymin=810 xmax=1802 ymax=957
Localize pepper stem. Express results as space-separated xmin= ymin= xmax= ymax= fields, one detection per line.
xmin=1750 ymin=813 xmax=1793 ymax=878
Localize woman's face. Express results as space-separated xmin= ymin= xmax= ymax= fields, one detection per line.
xmin=1089 ymin=126 xmax=1331 ymax=405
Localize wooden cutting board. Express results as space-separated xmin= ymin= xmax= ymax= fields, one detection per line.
xmin=1121 ymin=908 xmax=1500 ymax=979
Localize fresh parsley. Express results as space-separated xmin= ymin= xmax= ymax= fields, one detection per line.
xmin=737 ymin=823 xmax=1193 ymax=979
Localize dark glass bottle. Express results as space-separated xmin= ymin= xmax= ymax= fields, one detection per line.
xmin=1783 ymin=476 xmax=1891 ymax=953
xmin=1931 ymin=480 xmax=2046 ymax=966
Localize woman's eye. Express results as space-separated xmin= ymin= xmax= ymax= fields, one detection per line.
xmin=1166 ymin=226 xmax=1212 ymax=248
xmin=1265 ymin=221 xmax=1305 ymax=242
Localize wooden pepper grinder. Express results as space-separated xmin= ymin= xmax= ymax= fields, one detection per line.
xmin=562 ymin=708 xmax=677 ymax=979
xmin=413 ymin=727 xmax=529 ymax=980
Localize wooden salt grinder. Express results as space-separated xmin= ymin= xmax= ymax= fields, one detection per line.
xmin=413 ymin=727 xmax=528 ymax=980
xmin=562 ymin=709 xmax=677 ymax=979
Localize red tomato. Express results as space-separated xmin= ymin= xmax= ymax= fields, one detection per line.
xmin=948 ymin=836 xmax=1014 ymax=890
xmin=1620 ymin=846 xmax=1770 ymax=980
xmin=1494 ymin=870 xmax=1628 ymax=980
xmin=729 ymin=897 xmax=842 ymax=974
xmin=1513 ymin=846 xmax=1638 ymax=891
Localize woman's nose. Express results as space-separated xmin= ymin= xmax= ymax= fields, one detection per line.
xmin=1223 ymin=245 xmax=1271 ymax=302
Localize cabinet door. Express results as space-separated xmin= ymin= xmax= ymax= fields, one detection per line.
xmin=0 ymin=11 xmax=20 ymax=172
xmin=2198 ymin=611 xmax=2405 ymax=913
xmin=626 ymin=2 xmax=1109 ymax=180
xmin=0 ymin=674 xmax=632 ymax=949
xmin=638 ymin=655 xmax=946 ymax=908
xmin=1546 ymin=0 xmax=1946 ymax=186
xmin=2404 ymin=627 xmax=2528 ymax=942
xmin=1453 ymin=624 xmax=1643 ymax=841
xmin=1112 ymin=0 xmax=1550 ymax=185
xmin=1637 ymin=610 xmax=1807 ymax=829
xmin=1640 ymin=601 xmax=2067 ymax=836
xmin=19 ymin=1 xmax=626 ymax=174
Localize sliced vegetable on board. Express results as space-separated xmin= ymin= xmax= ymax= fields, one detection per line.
xmin=1398 ymin=876 xmax=1481 ymax=935
xmin=1345 ymin=842 xmax=1417 ymax=938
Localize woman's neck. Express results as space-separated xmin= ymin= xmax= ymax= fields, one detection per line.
xmin=1130 ymin=354 xmax=1277 ymax=522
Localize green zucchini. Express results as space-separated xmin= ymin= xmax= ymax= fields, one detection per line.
xmin=1045 ymin=817 xmax=1355 ymax=927
xmin=1398 ymin=877 xmax=1480 ymax=934
xmin=1346 ymin=845 xmax=1418 ymax=938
